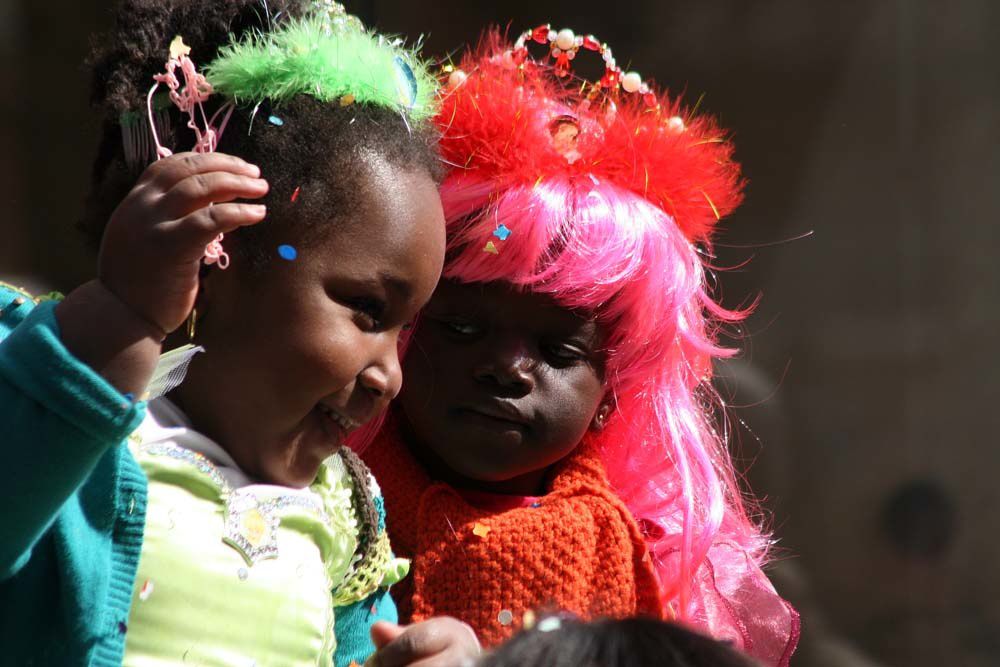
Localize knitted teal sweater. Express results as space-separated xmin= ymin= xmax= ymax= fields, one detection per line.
xmin=0 ymin=284 xmax=391 ymax=666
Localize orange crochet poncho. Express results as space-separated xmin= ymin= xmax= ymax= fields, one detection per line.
xmin=362 ymin=422 xmax=663 ymax=647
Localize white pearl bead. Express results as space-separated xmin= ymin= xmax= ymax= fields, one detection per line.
xmin=622 ymin=71 xmax=642 ymax=93
xmin=566 ymin=50 xmax=576 ymax=60
xmin=551 ymin=47 xmax=562 ymax=57
xmin=556 ymin=28 xmax=576 ymax=51
xmin=447 ymin=69 xmax=468 ymax=89
xmin=547 ymin=29 xmax=557 ymax=42
xmin=668 ymin=116 xmax=686 ymax=132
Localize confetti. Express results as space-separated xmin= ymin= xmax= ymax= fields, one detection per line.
xmin=123 ymin=393 xmax=134 ymax=402
xmin=493 ymin=224 xmax=512 ymax=241
xmin=472 ymin=522 xmax=491 ymax=539
xmin=267 ymin=115 xmax=284 ymax=126
xmin=538 ymin=617 xmax=562 ymax=633
xmin=530 ymin=501 xmax=542 ymax=509
xmin=497 ymin=609 xmax=514 ymax=626
xmin=238 ymin=567 xmax=249 ymax=581
xmin=522 ymin=609 xmax=536 ymax=629
xmin=483 ymin=241 xmax=499 ymax=255
xmin=278 ymin=245 xmax=298 ymax=261
xmin=169 ymin=36 xmax=191 ymax=60
xmin=139 ymin=580 xmax=154 ymax=601
xmin=340 ymin=93 xmax=356 ymax=107
xmin=291 ymin=186 xmax=301 ymax=202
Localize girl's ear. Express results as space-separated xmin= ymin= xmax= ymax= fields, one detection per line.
xmin=591 ymin=399 xmax=615 ymax=432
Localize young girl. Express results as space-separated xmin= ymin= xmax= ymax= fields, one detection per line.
xmin=362 ymin=25 xmax=799 ymax=665
xmin=0 ymin=2 xmax=479 ymax=665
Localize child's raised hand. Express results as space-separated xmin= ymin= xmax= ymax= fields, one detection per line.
xmin=98 ymin=152 xmax=269 ymax=337
xmin=366 ymin=619 xmax=481 ymax=667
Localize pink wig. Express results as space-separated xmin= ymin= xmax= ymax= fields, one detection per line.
xmin=429 ymin=30 xmax=798 ymax=659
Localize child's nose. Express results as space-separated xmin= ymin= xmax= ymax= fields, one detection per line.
xmin=358 ymin=339 xmax=403 ymax=402
xmin=472 ymin=338 xmax=537 ymax=394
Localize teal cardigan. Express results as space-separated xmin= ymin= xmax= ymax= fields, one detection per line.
xmin=0 ymin=284 xmax=392 ymax=666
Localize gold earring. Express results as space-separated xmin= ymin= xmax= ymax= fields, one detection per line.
xmin=186 ymin=308 xmax=197 ymax=341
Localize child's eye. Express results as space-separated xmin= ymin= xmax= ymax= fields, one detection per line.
xmin=544 ymin=342 xmax=588 ymax=364
xmin=348 ymin=297 xmax=386 ymax=332
xmin=439 ymin=318 xmax=481 ymax=337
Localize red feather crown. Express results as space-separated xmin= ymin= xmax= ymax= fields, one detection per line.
xmin=436 ymin=27 xmax=745 ymax=243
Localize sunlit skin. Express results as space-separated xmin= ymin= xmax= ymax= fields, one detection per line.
xmin=399 ymin=280 xmax=613 ymax=496
xmin=172 ymin=156 xmax=445 ymax=487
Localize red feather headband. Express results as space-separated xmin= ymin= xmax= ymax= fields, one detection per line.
xmin=436 ymin=27 xmax=745 ymax=243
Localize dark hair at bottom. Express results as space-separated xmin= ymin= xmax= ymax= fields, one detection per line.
xmin=78 ymin=96 xmax=442 ymax=269
xmin=478 ymin=616 xmax=761 ymax=667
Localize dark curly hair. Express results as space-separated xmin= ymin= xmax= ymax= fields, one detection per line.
xmin=478 ymin=616 xmax=762 ymax=667
xmin=80 ymin=0 xmax=442 ymax=267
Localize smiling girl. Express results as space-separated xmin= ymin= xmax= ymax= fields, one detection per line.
xmin=0 ymin=2 xmax=480 ymax=666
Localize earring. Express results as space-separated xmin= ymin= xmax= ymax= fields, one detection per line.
xmin=186 ymin=308 xmax=197 ymax=341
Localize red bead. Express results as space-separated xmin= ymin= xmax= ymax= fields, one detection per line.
xmin=582 ymin=35 xmax=601 ymax=51
xmin=555 ymin=52 xmax=571 ymax=76
xmin=600 ymin=69 xmax=620 ymax=88
xmin=511 ymin=47 xmax=527 ymax=65
xmin=532 ymin=25 xmax=550 ymax=44
xmin=643 ymin=92 xmax=658 ymax=107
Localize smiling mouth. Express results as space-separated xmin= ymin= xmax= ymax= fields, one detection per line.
xmin=316 ymin=404 xmax=359 ymax=435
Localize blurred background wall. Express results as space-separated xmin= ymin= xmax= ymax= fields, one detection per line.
xmin=2 ymin=1 xmax=998 ymax=664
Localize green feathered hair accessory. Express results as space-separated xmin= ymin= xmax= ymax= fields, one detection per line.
xmin=205 ymin=9 xmax=438 ymax=121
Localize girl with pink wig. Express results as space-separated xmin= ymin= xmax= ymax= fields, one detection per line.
xmin=362 ymin=25 xmax=799 ymax=666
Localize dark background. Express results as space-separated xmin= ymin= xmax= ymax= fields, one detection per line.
xmin=3 ymin=1 xmax=998 ymax=665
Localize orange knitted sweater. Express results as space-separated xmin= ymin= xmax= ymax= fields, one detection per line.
xmin=362 ymin=421 xmax=663 ymax=647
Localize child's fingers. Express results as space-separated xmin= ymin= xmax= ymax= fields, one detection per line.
xmin=371 ymin=621 xmax=407 ymax=649
xmin=366 ymin=620 xmax=479 ymax=667
xmin=139 ymin=152 xmax=261 ymax=191
xmin=160 ymin=203 xmax=267 ymax=259
xmin=158 ymin=171 xmax=269 ymax=219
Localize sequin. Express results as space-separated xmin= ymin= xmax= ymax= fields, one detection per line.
xmin=139 ymin=579 xmax=154 ymax=601
xmin=538 ymin=616 xmax=562 ymax=632
xmin=498 ymin=609 xmax=514 ymax=626
xmin=472 ymin=522 xmax=491 ymax=539
xmin=278 ymin=245 xmax=298 ymax=261
xmin=393 ymin=56 xmax=418 ymax=108
xmin=483 ymin=241 xmax=499 ymax=254
xmin=267 ymin=115 xmax=284 ymax=126
xmin=238 ymin=567 xmax=249 ymax=581
xmin=493 ymin=224 xmax=512 ymax=241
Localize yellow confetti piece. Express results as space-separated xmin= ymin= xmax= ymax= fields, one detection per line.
xmin=340 ymin=93 xmax=356 ymax=107
xmin=483 ymin=241 xmax=499 ymax=255
xmin=169 ymin=36 xmax=191 ymax=60
xmin=472 ymin=522 xmax=491 ymax=538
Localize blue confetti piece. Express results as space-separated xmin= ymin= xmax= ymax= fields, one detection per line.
xmin=123 ymin=393 xmax=134 ymax=402
xmin=530 ymin=501 xmax=542 ymax=509
xmin=393 ymin=56 xmax=418 ymax=109
xmin=493 ymin=224 xmax=512 ymax=241
xmin=278 ymin=245 xmax=298 ymax=261
xmin=267 ymin=115 xmax=284 ymax=126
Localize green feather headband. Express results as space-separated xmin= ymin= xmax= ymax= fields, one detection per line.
xmin=205 ymin=13 xmax=438 ymax=121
